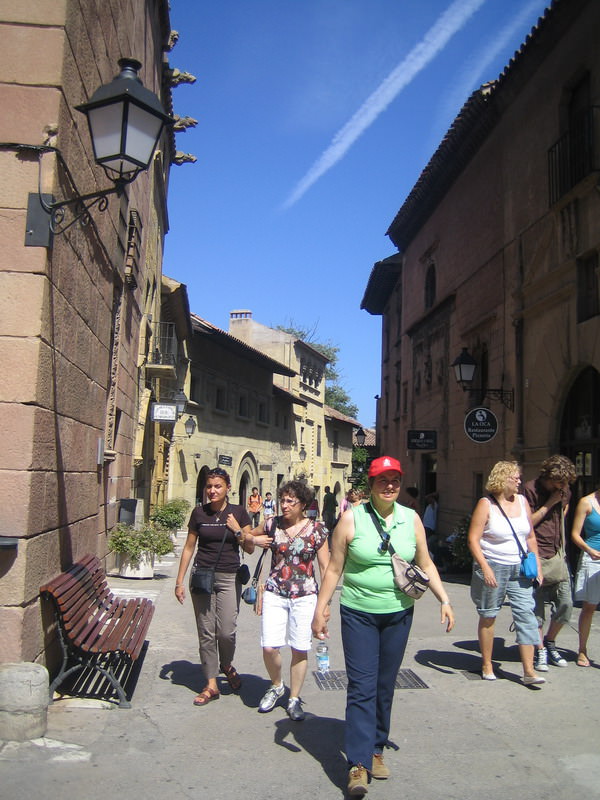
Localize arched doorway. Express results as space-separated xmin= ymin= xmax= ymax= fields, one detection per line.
xmin=195 ymin=465 xmax=210 ymax=507
xmin=560 ymin=366 xmax=600 ymax=500
xmin=238 ymin=469 xmax=251 ymax=512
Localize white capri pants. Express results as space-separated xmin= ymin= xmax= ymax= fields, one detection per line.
xmin=260 ymin=590 xmax=317 ymax=651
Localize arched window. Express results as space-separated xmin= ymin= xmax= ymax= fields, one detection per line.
xmin=424 ymin=264 xmax=436 ymax=309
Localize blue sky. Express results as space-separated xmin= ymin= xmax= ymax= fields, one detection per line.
xmin=163 ymin=0 xmax=549 ymax=426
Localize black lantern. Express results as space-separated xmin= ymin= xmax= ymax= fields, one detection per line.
xmin=451 ymin=347 xmax=477 ymax=389
xmin=184 ymin=416 xmax=196 ymax=437
xmin=76 ymin=58 xmax=172 ymax=184
xmin=355 ymin=427 xmax=366 ymax=447
xmin=173 ymin=390 xmax=188 ymax=417
xmin=451 ymin=347 xmax=514 ymax=411
xmin=23 ymin=58 xmax=173 ymax=242
xmin=299 ymin=446 xmax=307 ymax=462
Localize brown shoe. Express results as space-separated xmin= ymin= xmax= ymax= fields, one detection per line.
xmin=371 ymin=753 xmax=390 ymax=780
xmin=348 ymin=764 xmax=368 ymax=796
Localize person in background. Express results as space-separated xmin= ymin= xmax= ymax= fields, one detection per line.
xmin=312 ymin=456 xmax=454 ymax=797
xmin=422 ymin=492 xmax=438 ymax=538
xmin=263 ymin=491 xmax=276 ymax=521
xmin=571 ymin=486 xmax=600 ymax=667
xmin=247 ymin=486 xmax=263 ymax=528
xmin=253 ymin=480 xmax=329 ymax=721
xmin=339 ymin=488 xmax=362 ymax=516
xmin=322 ymin=485 xmax=338 ymax=531
xmin=175 ymin=467 xmax=254 ymax=706
xmin=468 ymin=461 xmax=543 ymax=684
xmin=306 ymin=495 xmax=320 ymax=522
xmin=522 ymin=455 xmax=577 ymax=671
xmin=403 ymin=486 xmax=419 ymax=512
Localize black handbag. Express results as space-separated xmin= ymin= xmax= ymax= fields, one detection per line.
xmin=191 ymin=524 xmax=229 ymax=594
xmin=236 ymin=563 xmax=251 ymax=585
xmin=190 ymin=566 xmax=216 ymax=594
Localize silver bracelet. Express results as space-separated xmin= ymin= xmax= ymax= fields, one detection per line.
xmin=441 ymin=601 xmax=451 ymax=605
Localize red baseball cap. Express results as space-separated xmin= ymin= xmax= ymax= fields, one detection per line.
xmin=368 ymin=455 xmax=403 ymax=478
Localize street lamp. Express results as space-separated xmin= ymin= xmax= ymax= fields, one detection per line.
xmin=184 ymin=416 xmax=197 ymax=437
xmin=355 ymin=427 xmax=366 ymax=447
xmin=299 ymin=445 xmax=307 ymax=462
xmin=173 ymin=389 xmax=188 ymax=417
xmin=76 ymin=58 xmax=172 ymax=183
xmin=451 ymin=347 xmax=514 ymax=411
xmin=451 ymin=347 xmax=477 ymax=389
xmin=23 ymin=58 xmax=173 ymax=240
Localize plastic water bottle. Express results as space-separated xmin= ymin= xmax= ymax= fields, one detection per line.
xmin=316 ymin=642 xmax=330 ymax=673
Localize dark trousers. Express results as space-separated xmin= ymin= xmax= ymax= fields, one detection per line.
xmin=340 ymin=603 xmax=413 ymax=768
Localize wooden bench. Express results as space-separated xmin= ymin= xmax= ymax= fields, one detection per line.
xmin=40 ymin=553 xmax=155 ymax=708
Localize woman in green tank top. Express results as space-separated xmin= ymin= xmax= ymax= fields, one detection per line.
xmin=312 ymin=456 xmax=454 ymax=798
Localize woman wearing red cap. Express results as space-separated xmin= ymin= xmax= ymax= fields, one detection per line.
xmin=312 ymin=455 xmax=454 ymax=797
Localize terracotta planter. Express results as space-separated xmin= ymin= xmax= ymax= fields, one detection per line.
xmin=117 ymin=552 xmax=155 ymax=579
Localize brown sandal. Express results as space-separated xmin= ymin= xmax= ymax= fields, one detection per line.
xmin=193 ymin=687 xmax=220 ymax=706
xmin=221 ymin=663 xmax=242 ymax=690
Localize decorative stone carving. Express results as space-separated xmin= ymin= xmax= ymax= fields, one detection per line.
xmin=165 ymin=30 xmax=179 ymax=51
xmin=173 ymin=151 xmax=197 ymax=165
xmin=173 ymin=115 xmax=199 ymax=132
xmin=165 ymin=68 xmax=197 ymax=86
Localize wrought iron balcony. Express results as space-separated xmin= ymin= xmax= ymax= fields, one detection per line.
xmin=146 ymin=321 xmax=177 ymax=379
xmin=548 ymin=106 xmax=600 ymax=205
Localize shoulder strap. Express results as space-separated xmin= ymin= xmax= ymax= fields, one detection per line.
xmin=488 ymin=494 xmax=526 ymax=558
xmin=365 ymin=501 xmax=398 ymax=556
xmin=213 ymin=507 xmax=231 ymax=569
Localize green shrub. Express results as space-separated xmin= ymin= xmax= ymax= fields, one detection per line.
xmin=448 ymin=515 xmax=473 ymax=571
xmin=108 ymin=522 xmax=175 ymax=567
xmin=150 ymin=498 xmax=191 ymax=530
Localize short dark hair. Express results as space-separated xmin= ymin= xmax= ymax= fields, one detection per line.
xmin=405 ymin=487 xmax=419 ymax=499
xmin=279 ymin=480 xmax=314 ymax=508
xmin=207 ymin=467 xmax=231 ymax=486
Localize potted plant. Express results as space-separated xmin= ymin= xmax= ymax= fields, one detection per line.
xmin=108 ymin=522 xmax=175 ymax=579
xmin=150 ymin=498 xmax=191 ymax=537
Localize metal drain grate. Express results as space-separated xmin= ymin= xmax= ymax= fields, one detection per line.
xmin=313 ymin=668 xmax=428 ymax=690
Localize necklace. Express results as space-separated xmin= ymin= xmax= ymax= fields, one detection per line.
xmin=283 ymin=518 xmax=310 ymax=539
xmin=211 ymin=502 xmax=227 ymax=524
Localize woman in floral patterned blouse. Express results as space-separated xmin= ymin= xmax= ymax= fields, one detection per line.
xmin=253 ymin=480 xmax=329 ymax=721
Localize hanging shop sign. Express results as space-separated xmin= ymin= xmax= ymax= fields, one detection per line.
xmin=464 ymin=407 xmax=498 ymax=443
xmin=151 ymin=402 xmax=177 ymax=422
xmin=407 ymin=430 xmax=437 ymax=450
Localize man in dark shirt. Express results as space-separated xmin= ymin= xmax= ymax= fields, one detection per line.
xmin=522 ymin=455 xmax=577 ymax=671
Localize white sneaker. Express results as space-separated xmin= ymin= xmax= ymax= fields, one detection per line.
xmin=258 ymin=683 xmax=285 ymax=713
xmin=533 ymin=647 xmax=549 ymax=672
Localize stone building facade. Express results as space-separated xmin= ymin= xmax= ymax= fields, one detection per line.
xmin=0 ymin=1 xmax=184 ymax=664
xmin=362 ymin=0 xmax=600 ymax=532
xmin=228 ymin=311 xmax=356 ymax=509
xmin=167 ymin=313 xmax=297 ymax=512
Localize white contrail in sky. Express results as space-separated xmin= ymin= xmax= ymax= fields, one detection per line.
xmin=282 ymin=0 xmax=488 ymax=209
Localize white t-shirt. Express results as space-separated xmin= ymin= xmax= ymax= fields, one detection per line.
xmin=480 ymin=495 xmax=530 ymax=566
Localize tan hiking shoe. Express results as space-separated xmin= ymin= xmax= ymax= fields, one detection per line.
xmin=348 ymin=764 xmax=369 ymax=796
xmin=371 ymin=753 xmax=390 ymax=779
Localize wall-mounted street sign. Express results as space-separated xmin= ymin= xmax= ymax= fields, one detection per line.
xmin=407 ymin=430 xmax=437 ymax=450
xmin=151 ymin=402 xmax=177 ymax=422
xmin=464 ymin=407 xmax=498 ymax=443
xmin=218 ymin=454 xmax=233 ymax=466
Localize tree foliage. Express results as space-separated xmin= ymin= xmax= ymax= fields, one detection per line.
xmin=277 ymin=322 xmax=358 ymax=417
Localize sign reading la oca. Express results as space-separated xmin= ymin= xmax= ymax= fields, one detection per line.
xmin=464 ymin=407 xmax=498 ymax=443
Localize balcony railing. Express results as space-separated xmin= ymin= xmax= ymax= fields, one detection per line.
xmin=548 ymin=106 xmax=600 ymax=205
xmin=148 ymin=322 xmax=177 ymax=367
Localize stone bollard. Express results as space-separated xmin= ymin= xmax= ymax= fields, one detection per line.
xmin=0 ymin=662 xmax=49 ymax=741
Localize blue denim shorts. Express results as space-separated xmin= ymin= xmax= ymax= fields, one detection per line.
xmin=470 ymin=560 xmax=538 ymax=645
